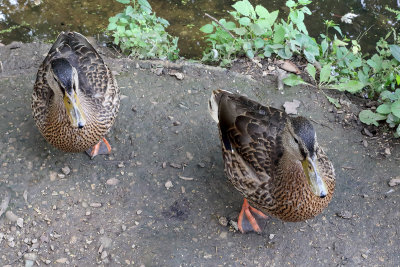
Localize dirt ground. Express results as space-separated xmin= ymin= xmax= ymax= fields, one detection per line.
xmin=0 ymin=42 xmax=399 ymax=267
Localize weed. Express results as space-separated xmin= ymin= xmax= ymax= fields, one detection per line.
xmin=107 ymin=0 xmax=179 ymax=60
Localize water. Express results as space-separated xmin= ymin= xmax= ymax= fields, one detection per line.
xmin=0 ymin=0 xmax=399 ymax=58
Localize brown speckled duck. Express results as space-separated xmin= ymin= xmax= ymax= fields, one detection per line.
xmin=209 ymin=90 xmax=335 ymax=233
xmin=32 ymin=32 xmax=120 ymax=158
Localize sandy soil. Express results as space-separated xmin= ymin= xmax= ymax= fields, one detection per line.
xmin=0 ymin=41 xmax=399 ymax=266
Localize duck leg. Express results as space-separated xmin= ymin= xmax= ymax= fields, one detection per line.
xmin=86 ymin=138 xmax=112 ymax=159
xmin=237 ymin=198 xmax=268 ymax=234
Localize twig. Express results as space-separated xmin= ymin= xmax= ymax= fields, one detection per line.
xmin=204 ymin=13 xmax=236 ymax=39
xmin=341 ymin=166 xmax=355 ymax=170
xmin=309 ymin=118 xmax=334 ymax=130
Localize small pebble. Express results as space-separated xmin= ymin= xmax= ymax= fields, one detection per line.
xmin=362 ymin=140 xmax=368 ymax=148
xmin=58 ymin=173 xmax=65 ymax=179
xmin=230 ymin=220 xmax=239 ymax=231
xmin=122 ymin=225 xmax=127 ymax=231
xmin=337 ymin=211 xmax=352 ymax=219
xmin=17 ymin=217 xmax=24 ymax=228
xmin=5 ymin=211 xmax=18 ymax=222
xmin=219 ymin=232 xmax=228 ymax=239
xmin=55 ymin=258 xmax=68 ymax=264
xmin=218 ymin=216 xmax=228 ymax=227
xmin=384 ymin=148 xmax=391 ymax=156
xmin=24 ymin=253 xmax=37 ymax=261
xmin=165 ymin=180 xmax=173 ymax=190
xmin=269 ymin=234 xmax=275 ymax=240
xmin=61 ymin=166 xmax=70 ymax=175
xmin=173 ymin=121 xmax=181 ymax=126
xmin=101 ymin=251 xmax=108 ymax=260
xmin=389 ymin=178 xmax=400 ymax=187
xmin=106 ymin=178 xmax=120 ymax=186
xmin=198 ymin=163 xmax=205 ymax=168
xmin=136 ymin=210 xmax=142 ymax=215
xmin=25 ymin=260 xmax=34 ymax=267
xmin=90 ymin=203 xmax=102 ymax=208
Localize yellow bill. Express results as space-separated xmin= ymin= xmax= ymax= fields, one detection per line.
xmin=63 ymin=91 xmax=86 ymax=128
xmin=302 ymin=156 xmax=328 ymax=198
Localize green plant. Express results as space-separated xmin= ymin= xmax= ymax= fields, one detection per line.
xmin=358 ymin=30 xmax=400 ymax=135
xmin=200 ymin=0 xmax=280 ymax=66
xmin=200 ymin=0 xmax=319 ymax=66
xmin=0 ymin=22 xmax=29 ymax=35
xmin=107 ymin=0 xmax=179 ymax=60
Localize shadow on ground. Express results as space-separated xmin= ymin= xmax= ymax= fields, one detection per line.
xmin=0 ymin=42 xmax=399 ymax=266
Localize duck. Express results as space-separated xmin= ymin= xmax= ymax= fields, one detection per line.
xmin=32 ymin=32 xmax=120 ymax=158
xmin=208 ymin=90 xmax=335 ymax=233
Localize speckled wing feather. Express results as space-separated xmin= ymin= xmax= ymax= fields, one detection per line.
xmin=215 ymin=91 xmax=287 ymax=207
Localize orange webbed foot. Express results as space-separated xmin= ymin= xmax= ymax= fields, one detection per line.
xmin=237 ymin=199 xmax=268 ymax=234
xmin=86 ymin=138 xmax=112 ymax=159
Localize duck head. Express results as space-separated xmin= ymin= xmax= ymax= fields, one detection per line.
xmin=49 ymin=58 xmax=86 ymax=128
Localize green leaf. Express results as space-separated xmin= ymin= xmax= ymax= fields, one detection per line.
xmin=125 ymin=5 xmax=134 ymax=16
xmin=138 ymin=0 xmax=152 ymax=13
xmin=319 ymin=63 xmax=331 ymax=83
xmin=367 ymin=54 xmax=383 ymax=72
xmin=301 ymin=6 xmax=311 ymax=15
xmin=306 ymin=63 xmax=316 ymax=80
xmin=232 ymin=0 xmax=255 ymax=17
xmin=391 ymin=101 xmax=400 ymax=118
xmin=283 ymin=74 xmax=305 ymax=86
xmin=233 ymin=27 xmax=247 ymax=36
xmin=200 ymin=24 xmax=214 ymax=33
xmin=250 ymin=23 xmax=265 ymax=35
xmin=246 ymin=49 xmax=254 ymax=59
xmin=321 ymin=39 xmax=328 ymax=56
xmin=273 ymin=25 xmax=286 ymax=44
xmin=298 ymin=0 xmax=312 ymax=5
xmin=243 ymin=41 xmax=252 ymax=50
xmin=254 ymin=38 xmax=264 ymax=49
xmin=107 ymin=22 xmax=117 ymax=31
xmin=335 ymin=80 xmax=365 ymax=93
xmin=397 ymin=125 xmax=400 ymax=137
xmin=389 ymin=45 xmax=400 ymax=62
xmin=286 ymin=0 xmax=296 ymax=8
xmin=116 ymin=0 xmax=130 ymax=4
xmin=255 ymin=5 xmax=269 ymax=18
xmin=396 ymin=74 xmax=400 ymax=85
xmin=333 ymin=26 xmax=342 ymax=36
xmin=223 ymin=21 xmax=237 ymax=30
xmin=326 ymin=96 xmax=341 ymax=108
xmin=359 ymin=110 xmax=387 ymax=126
xmin=267 ymin=10 xmax=279 ymax=27
xmin=109 ymin=16 xmax=118 ymax=24
xmin=377 ymin=103 xmax=392 ymax=115
xmin=239 ymin=17 xmax=251 ymax=26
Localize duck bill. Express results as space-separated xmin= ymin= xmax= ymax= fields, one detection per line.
xmin=302 ymin=156 xmax=328 ymax=198
xmin=63 ymin=91 xmax=86 ymax=128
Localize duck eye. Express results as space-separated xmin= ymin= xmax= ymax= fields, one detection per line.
xmin=294 ymin=138 xmax=299 ymax=144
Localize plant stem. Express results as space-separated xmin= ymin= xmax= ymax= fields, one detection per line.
xmin=204 ymin=13 xmax=236 ymax=39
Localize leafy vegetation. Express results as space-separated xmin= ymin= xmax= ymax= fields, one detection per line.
xmin=0 ymin=22 xmax=29 ymax=35
xmin=107 ymin=0 xmax=179 ymax=60
xmin=200 ymin=0 xmax=400 ymax=137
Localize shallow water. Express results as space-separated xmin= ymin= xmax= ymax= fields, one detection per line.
xmin=0 ymin=0 xmax=399 ymax=58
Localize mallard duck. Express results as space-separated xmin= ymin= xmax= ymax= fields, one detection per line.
xmin=209 ymin=90 xmax=335 ymax=233
xmin=32 ymin=32 xmax=120 ymax=158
